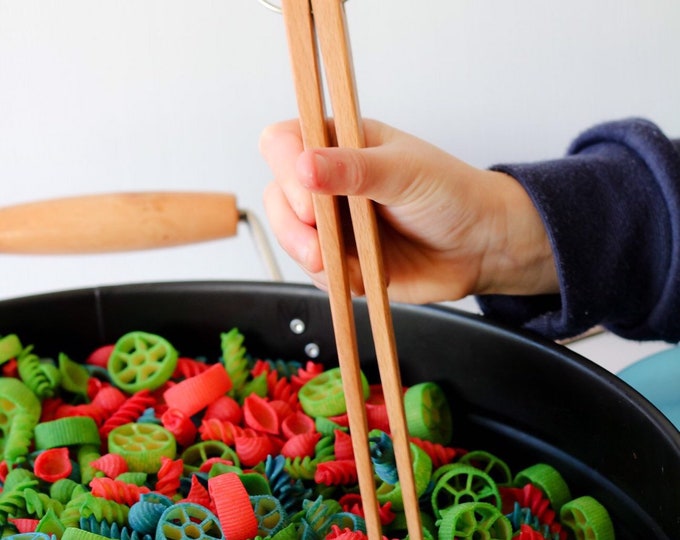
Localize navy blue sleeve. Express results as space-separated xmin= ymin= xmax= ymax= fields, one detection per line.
xmin=476 ymin=118 xmax=680 ymax=342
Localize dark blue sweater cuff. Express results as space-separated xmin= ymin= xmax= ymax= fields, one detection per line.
xmin=477 ymin=118 xmax=680 ymax=342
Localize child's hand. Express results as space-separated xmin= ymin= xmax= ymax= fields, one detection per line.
xmin=260 ymin=119 xmax=557 ymax=303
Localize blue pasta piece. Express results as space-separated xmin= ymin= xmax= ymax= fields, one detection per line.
xmin=80 ymin=515 xmax=153 ymax=540
xmin=261 ymin=358 xmax=303 ymax=379
xmin=300 ymin=496 xmax=341 ymax=538
xmin=327 ymin=512 xmax=367 ymax=533
xmin=264 ymin=455 xmax=312 ymax=515
xmin=505 ymin=502 xmax=560 ymax=540
xmin=3 ymin=534 xmax=55 ymax=540
xmin=136 ymin=407 xmax=162 ymax=425
xmin=250 ymin=495 xmax=287 ymax=537
xmin=369 ymin=432 xmax=399 ymax=485
xmin=128 ymin=493 xmax=174 ymax=535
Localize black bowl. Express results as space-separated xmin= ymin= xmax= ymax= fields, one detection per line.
xmin=2 ymin=281 xmax=679 ymax=538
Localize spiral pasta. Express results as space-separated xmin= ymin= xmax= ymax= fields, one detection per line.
xmin=89 ymin=477 xmax=150 ymax=506
xmin=154 ymin=457 xmax=183 ymax=498
xmin=17 ymin=349 xmax=56 ymax=399
xmin=99 ymin=390 xmax=155 ymax=440
xmin=220 ymin=328 xmax=249 ymax=397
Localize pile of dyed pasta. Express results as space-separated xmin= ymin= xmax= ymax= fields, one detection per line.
xmin=0 ymin=329 xmax=615 ymax=540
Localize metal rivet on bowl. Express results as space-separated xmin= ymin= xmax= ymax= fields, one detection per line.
xmin=289 ymin=318 xmax=306 ymax=334
xmin=304 ymin=342 xmax=320 ymax=358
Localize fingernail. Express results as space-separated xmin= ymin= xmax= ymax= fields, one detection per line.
xmin=312 ymin=153 xmax=329 ymax=186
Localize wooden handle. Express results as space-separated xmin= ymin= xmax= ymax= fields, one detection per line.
xmin=0 ymin=192 xmax=239 ymax=254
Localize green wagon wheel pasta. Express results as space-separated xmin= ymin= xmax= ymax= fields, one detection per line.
xmin=107 ymin=331 xmax=178 ymax=392
xmin=108 ymin=422 xmax=176 ymax=473
xmin=404 ymin=382 xmax=452 ymax=445
xmin=298 ymin=367 xmax=369 ymax=417
xmin=430 ymin=464 xmax=501 ymax=519
xmin=156 ymin=502 xmax=225 ymax=540
xmin=560 ymin=496 xmax=615 ymax=540
xmin=436 ymin=501 xmax=512 ymax=540
xmin=514 ymin=463 xmax=571 ymax=512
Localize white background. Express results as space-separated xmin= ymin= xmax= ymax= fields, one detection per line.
xmin=1 ymin=1 xmax=679 ymax=371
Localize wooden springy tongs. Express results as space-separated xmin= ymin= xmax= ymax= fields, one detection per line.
xmin=277 ymin=1 xmax=423 ymax=538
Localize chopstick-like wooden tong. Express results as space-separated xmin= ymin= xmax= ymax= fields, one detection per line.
xmin=280 ymin=2 xmax=423 ymax=539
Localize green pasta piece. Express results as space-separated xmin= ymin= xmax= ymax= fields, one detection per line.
xmin=79 ymin=495 xmax=129 ymax=526
xmin=50 ymin=479 xmax=88 ymax=505
xmin=35 ymin=507 xmax=65 ymax=540
xmin=0 ymin=488 xmax=29 ymax=527
xmin=0 ymin=334 xmax=23 ymax=365
xmin=58 ymin=353 xmax=91 ymax=399
xmin=284 ymin=456 xmax=317 ymax=481
xmin=3 ymin=412 xmax=38 ymax=467
xmin=221 ymin=328 xmax=249 ymax=396
xmin=239 ymin=372 xmax=268 ymax=401
xmin=313 ymin=435 xmax=335 ymax=462
xmin=77 ymin=444 xmax=103 ymax=485
xmin=3 ymin=470 xmax=38 ymax=492
xmin=114 ymin=472 xmax=148 ymax=486
xmin=34 ymin=417 xmax=101 ymax=450
xmin=17 ymin=350 xmax=56 ymax=400
xmin=23 ymin=488 xmax=64 ymax=519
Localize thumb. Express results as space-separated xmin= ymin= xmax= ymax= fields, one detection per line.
xmin=295 ymin=145 xmax=418 ymax=206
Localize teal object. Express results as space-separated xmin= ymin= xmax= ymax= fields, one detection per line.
xmin=618 ymin=347 xmax=680 ymax=430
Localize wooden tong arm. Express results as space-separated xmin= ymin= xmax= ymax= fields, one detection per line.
xmin=0 ymin=192 xmax=239 ymax=254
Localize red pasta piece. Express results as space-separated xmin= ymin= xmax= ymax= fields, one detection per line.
xmin=181 ymin=474 xmax=214 ymax=511
xmin=90 ymin=453 xmax=129 ymax=478
xmin=1 ymin=358 xmax=18 ymax=377
xmin=33 ymin=447 xmax=73 ymax=483
xmin=163 ymin=363 xmax=232 ymax=417
xmin=290 ymin=361 xmax=324 ymax=390
xmin=208 ymin=472 xmax=258 ymax=540
xmin=234 ymin=432 xmax=274 ymax=467
xmin=203 ymin=395 xmax=242 ymax=424
xmin=280 ymin=432 xmax=321 ymax=459
xmin=314 ymin=460 xmax=358 ymax=486
xmin=155 ymin=456 xmax=184 ymax=497
xmin=328 ymin=413 xmax=350 ymax=428
xmin=99 ymin=389 xmax=155 ymax=439
xmin=365 ymin=402 xmax=390 ymax=433
xmin=250 ymin=359 xmax=270 ymax=377
xmin=366 ymin=384 xmax=386 ymax=405
xmin=410 ymin=438 xmax=460 ymax=469
xmin=326 ymin=525 xmax=369 ymax=540
xmin=338 ymin=494 xmax=395 ymax=526
xmin=243 ymin=394 xmax=279 ymax=435
xmin=55 ymin=402 xmax=109 ymax=426
xmin=198 ymin=457 xmax=234 ymax=474
xmin=39 ymin=398 xmax=65 ymax=422
xmin=269 ymin=375 xmax=298 ymax=407
xmin=161 ymin=408 xmax=197 ymax=448
xmin=91 ymin=385 xmax=128 ymax=413
xmin=86 ymin=344 xmax=115 ymax=368
xmin=199 ymin=419 xmax=244 ymax=445
xmin=90 ymin=477 xmax=150 ymax=506
xmin=281 ymin=410 xmax=315 ymax=439
xmin=269 ymin=399 xmax=294 ymax=424
xmin=268 ymin=435 xmax=285 ymax=457
xmin=333 ymin=429 xmax=354 ymax=461
xmin=9 ymin=518 xmax=40 ymax=533
xmin=172 ymin=356 xmax=210 ymax=380
xmin=87 ymin=377 xmax=104 ymax=401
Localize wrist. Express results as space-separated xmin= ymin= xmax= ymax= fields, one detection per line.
xmin=477 ymin=171 xmax=559 ymax=296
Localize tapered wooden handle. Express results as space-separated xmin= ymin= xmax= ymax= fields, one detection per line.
xmin=0 ymin=192 xmax=239 ymax=254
